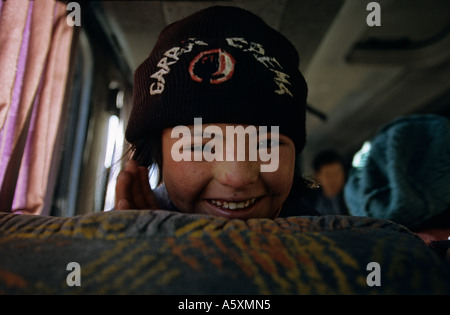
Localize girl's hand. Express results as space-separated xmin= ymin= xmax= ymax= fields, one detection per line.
xmin=115 ymin=160 xmax=160 ymax=210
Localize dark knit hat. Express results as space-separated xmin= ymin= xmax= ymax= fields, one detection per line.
xmin=126 ymin=5 xmax=308 ymax=152
xmin=344 ymin=114 xmax=450 ymax=228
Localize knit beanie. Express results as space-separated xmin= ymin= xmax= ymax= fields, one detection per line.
xmin=344 ymin=114 xmax=450 ymax=228
xmin=126 ymin=6 xmax=308 ymax=152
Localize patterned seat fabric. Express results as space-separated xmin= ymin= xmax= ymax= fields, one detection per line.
xmin=0 ymin=210 xmax=449 ymax=294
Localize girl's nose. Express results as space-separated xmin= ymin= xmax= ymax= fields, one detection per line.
xmin=214 ymin=161 xmax=260 ymax=188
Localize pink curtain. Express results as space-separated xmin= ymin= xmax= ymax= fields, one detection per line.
xmin=0 ymin=0 xmax=75 ymax=214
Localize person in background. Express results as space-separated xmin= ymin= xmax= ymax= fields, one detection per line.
xmin=310 ymin=149 xmax=349 ymax=215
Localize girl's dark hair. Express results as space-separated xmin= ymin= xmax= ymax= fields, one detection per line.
xmin=129 ymin=131 xmax=163 ymax=186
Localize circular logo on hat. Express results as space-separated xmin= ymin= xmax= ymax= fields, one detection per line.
xmin=189 ymin=49 xmax=235 ymax=84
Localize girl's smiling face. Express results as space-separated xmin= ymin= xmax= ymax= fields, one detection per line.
xmin=161 ymin=123 xmax=296 ymax=220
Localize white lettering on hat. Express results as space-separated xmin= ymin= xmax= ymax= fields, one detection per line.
xmin=226 ymin=37 xmax=293 ymax=97
xmin=226 ymin=37 xmax=265 ymax=56
xmin=272 ymin=70 xmax=293 ymax=97
xmin=149 ymin=37 xmax=293 ymax=98
xmin=150 ymin=39 xmax=208 ymax=95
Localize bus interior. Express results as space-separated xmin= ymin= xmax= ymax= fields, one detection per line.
xmin=0 ymin=0 xmax=449 ymax=295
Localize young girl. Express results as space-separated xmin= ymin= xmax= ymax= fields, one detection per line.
xmin=115 ymin=6 xmax=318 ymax=220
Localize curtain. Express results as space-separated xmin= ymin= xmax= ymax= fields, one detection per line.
xmin=0 ymin=0 xmax=75 ymax=214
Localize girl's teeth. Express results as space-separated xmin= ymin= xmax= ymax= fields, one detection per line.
xmin=210 ymin=198 xmax=257 ymax=210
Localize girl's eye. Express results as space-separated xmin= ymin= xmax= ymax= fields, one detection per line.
xmin=186 ymin=144 xmax=215 ymax=153
xmin=258 ymin=139 xmax=280 ymax=150
xmin=189 ymin=145 xmax=204 ymax=151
